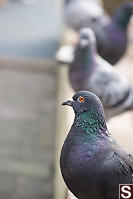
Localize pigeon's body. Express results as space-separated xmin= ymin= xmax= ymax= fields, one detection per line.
xmin=64 ymin=1 xmax=133 ymax=64
xmin=60 ymin=91 xmax=133 ymax=199
xmin=95 ymin=3 xmax=133 ymax=65
xmin=69 ymin=28 xmax=133 ymax=120
xmin=95 ymin=21 xmax=127 ymax=65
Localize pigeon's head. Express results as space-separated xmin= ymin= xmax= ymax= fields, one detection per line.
xmin=115 ymin=2 xmax=133 ymax=26
xmin=79 ymin=28 xmax=96 ymax=50
xmin=62 ymin=91 xmax=104 ymax=115
xmin=121 ymin=2 xmax=133 ymax=15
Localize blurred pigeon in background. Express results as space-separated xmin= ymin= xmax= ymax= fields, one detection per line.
xmin=64 ymin=0 xmax=110 ymax=32
xmin=58 ymin=28 xmax=133 ymax=120
xmin=61 ymin=90 xmax=133 ymax=199
xmin=95 ymin=2 xmax=133 ymax=65
xmin=64 ymin=1 xmax=133 ymax=65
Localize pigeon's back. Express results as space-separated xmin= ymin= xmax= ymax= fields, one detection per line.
xmin=85 ymin=60 xmax=132 ymax=119
xmin=95 ymin=23 xmax=127 ymax=65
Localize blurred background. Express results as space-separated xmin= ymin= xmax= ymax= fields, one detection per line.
xmin=0 ymin=0 xmax=60 ymax=199
xmin=0 ymin=0 xmax=132 ymax=199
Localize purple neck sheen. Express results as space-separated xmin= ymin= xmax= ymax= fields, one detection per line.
xmin=107 ymin=21 xmax=126 ymax=40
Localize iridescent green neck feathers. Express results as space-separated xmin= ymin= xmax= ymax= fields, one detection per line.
xmin=74 ymin=109 xmax=108 ymax=139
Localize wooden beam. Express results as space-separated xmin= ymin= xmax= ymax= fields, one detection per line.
xmin=54 ymin=65 xmax=70 ymax=199
xmin=0 ymin=58 xmax=55 ymax=72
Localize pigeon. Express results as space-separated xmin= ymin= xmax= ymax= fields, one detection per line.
xmin=68 ymin=28 xmax=133 ymax=120
xmin=64 ymin=0 xmax=110 ymax=32
xmin=95 ymin=1 xmax=133 ymax=65
xmin=64 ymin=1 xmax=133 ymax=65
xmin=60 ymin=90 xmax=133 ymax=199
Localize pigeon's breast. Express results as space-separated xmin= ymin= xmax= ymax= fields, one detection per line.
xmin=60 ymin=143 xmax=106 ymax=199
xmin=69 ymin=67 xmax=95 ymax=92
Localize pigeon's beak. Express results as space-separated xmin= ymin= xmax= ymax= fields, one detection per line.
xmin=62 ymin=98 xmax=74 ymax=106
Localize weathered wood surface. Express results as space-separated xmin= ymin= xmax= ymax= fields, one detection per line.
xmin=54 ymin=66 xmax=69 ymax=199
xmin=0 ymin=60 xmax=57 ymax=199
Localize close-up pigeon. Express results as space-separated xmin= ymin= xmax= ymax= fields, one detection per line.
xmin=60 ymin=90 xmax=133 ymax=199
xmin=68 ymin=28 xmax=133 ymax=120
xmin=64 ymin=1 xmax=133 ymax=65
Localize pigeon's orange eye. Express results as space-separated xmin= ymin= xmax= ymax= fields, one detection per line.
xmin=78 ymin=96 xmax=85 ymax=103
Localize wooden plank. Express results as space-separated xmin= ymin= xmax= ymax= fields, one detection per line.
xmin=0 ymin=58 xmax=55 ymax=72
xmin=54 ymin=65 xmax=71 ymax=199
xmin=0 ymin=59 xmax=57 ymax=199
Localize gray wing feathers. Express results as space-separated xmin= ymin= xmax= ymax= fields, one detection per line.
xmin=86 ymin=61 xmax=133 ymax=119
xmin=88 ymin=65 xmax=130 ymax=107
